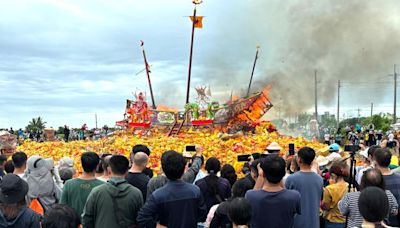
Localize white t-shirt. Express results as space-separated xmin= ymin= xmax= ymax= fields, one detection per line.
xmin=326 ymin=152 xmax=342 ymax=162
xmin=324 ymin=134 xmax=330 ymax=141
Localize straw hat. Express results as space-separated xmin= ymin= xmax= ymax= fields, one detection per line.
xmin=266 ymin=142 xmax=282 ymax=151
xmin=316 ymin=156 xmax=329 ymax=167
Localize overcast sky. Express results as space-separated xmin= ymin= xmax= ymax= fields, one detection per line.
xmin=1 ymin=0 xmax=399 ymax=129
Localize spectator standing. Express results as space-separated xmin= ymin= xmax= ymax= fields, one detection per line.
xmin=63 ymin=125 xmax=70 ymax=142
xmin=321 ymin=161 xmax=349 ymax=228
xmin=196 ymin=157 xmax=231 ymax=212
xmin=339 ymin=168 xmax=398 ymax=228
xmin=26 ymin=156 xmax=59 ymax=212
xmin=0 ymin=155 xmax=7 ymax=178
xmin=227 ymin=197 xmax=252 ymax=228
xmin=12 ymin=152 xmax=27 ymax=180
xmin=0 ymin=174 xmax=40 ymax=227
xmin=356 ymin=145 xmax=380 ymax=185
xmin=247 ymin=155 xmax=301 ymax=228
xmin=209 ymin=178 xmax=254 ymax=228
xmin=137 ymin=150 xmax=207 ymax=228
xmin=358 ymin=187 xmax=391 ymax=228
xmin=221 ymin=164 xmax=237 ymax=187
xmin=95 ymin=153 xmax=111 ymax=180
xmin=147 ymin=146 xmax=203 ymax=198
xmin=373 ymin=148 xmax=400 ymax=227
xmin=60 ymin=152 xmax=104 ymax=217
xmin=131 ymin=144 xmax=154 ymax=178
xmin=326 ymin=143 xmax=342 ymax=163
xmin=126 ymin=152 xmax=150 ymax=201
xmin=41 ymin=204 xmax=81 ymax=228
xmin=82 ymin=155 xmax=143 ymax=228
xmin=285 ymin=147 xmax=324 ymax=228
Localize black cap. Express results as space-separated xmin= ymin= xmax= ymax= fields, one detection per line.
xmin=0 ymin=174 xmax=28 ymax=204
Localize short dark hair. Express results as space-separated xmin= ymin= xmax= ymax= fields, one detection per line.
xmin=297 ymin=147 xmax=316 ymax=165
xmin=96 ymin=153 xmax=112 ymax=173
xmin=221 ymin=164 xmax=237 ymax=187
xmin=41 ymin=204 xmax=81 ymax=228
xmin=81 ymin=152 xmax=100 ymax=173
xmin=205 ymin=157 xmax=221 ymax=174
xmin=367 ymin=145 xmax=380 ymax=158
xmin=132 ymin=144 xmax=151 ymax=156
xmin=232 ymin=179 xmax=253 ymax=198
xmin=0 ymin=155 xmax=7 ymax=164
xmin=4 ymin=160 xmax=14 ymax=173
xmin=358 ymin=186 xmax=389 ymax=223
xmin=109 ymin=155 xmax=129 ymax=175
xmin=228 ymin=197 xmax=252 ymax=226
xmin=374 ymin=148 xmax=392 ymax=168
xmin=161 ymin=150 xmax=185 ymax=180
xmin=360 ymin=168 xmax=385 ymax=190
xmin=250 ymin=158 xmax=263 ymax=177
xmin=12 ymin=152 xmax=27 ymax=168
xmin=261 ymin=155 xmax=286 ymax=184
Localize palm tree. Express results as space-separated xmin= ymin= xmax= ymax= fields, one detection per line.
xmin=26 ymin=117 xmax=46 ymax=132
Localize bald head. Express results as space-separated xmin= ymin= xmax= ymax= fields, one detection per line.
xmin=133 ymin=152 xmax=149 ymax=168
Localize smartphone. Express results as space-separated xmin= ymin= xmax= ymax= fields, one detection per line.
xmin=344 ymin=145 xmax=360 ymax=152
xmin=237 ymin=154 xmax=251 ymax=162
xmin=186 ymin=145 xmax=196 ymax=152
xmin=289 ymin=143 xmax=295 ymax=156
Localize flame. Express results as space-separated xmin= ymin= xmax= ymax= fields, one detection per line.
xmin=235 ymin=85 xmax=272 ymax=122
xmin=156 ymin=105 xmax=178 ymax=112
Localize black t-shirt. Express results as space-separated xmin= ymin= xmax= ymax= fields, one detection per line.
xmin=126 ymin=172 xmax=150 ymax=201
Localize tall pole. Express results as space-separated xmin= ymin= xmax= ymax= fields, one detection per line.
xmin=371 ymin=102 xmax=373 ymax=117
xmin=314 ymin=70 xmax=318 ymax=121
xmin=140 ymin=41 xmax=156 ymax=109
xmin=246 ymin=46 xmax=260 ymax=97
xmin=185 ymin=5 xmax=198 ymax=104
xmin=95 ymin=113 xmax=98 ymax=129
xmin=337 ymin=80 xmax=340 ymax=129
xmin=394 ymin=64 xmax=397 ymax=124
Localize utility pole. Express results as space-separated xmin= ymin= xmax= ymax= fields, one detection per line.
xmin=95 ymin=113 xmax=98 ymax=129
xmin=314 ymin=70 xmax=318 ymax=122
xmin=337 ymin=80 xmax=340 ymax=129
xmin=394 ymin=64 xmax=397 ymax=124
xmin=371 ymin=102 xmax=373 ymax=117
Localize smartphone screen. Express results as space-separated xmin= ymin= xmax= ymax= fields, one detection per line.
xmin=186 ymin=145 xmax=196 ymax=152
xmin=289 ymin=143 xmax=295 ymax=156
xmin=237 ymin=155 xmax=250 ymax=162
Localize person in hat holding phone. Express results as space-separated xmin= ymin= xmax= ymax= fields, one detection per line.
xmin=0 ymin=174 xmax=41 ymax=227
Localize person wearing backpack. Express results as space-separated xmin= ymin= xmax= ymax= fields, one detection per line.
xmin=82 ymin=155 xmax=143 ymax=228
xmin=26 ymin=155 xmax=59 ymax=213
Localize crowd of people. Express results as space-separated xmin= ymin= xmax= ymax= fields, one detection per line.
xmin=0 ymin=140 xmax=399 ymax=228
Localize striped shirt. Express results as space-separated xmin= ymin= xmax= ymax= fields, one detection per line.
xmin=338 ymin=190 xmax=398 ymax=228
xmin=383 ymin=173 xmax=400 ymax=226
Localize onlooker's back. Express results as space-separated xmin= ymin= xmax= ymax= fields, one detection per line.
xmin=247 ymin=155 xmax=301 ymax=228
xmin=137 ymin=150 xmax=207 ymax=228
xmin=285 ymin=147 xmax=323 ymax=228
xmin=126 ymin=151 xmax=150 ymax=201
xmin=41 ymin=204 xmax=81 ymax=228
xmin=60 ymin=152 xmax=104 ymax=216
xmin=373 ymin=147 xmax=400 ymax=227
xmin=82 ymin=155 xmax=143 ymax=228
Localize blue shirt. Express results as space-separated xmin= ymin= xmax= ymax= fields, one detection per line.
xmin=246 ymin=189 xmax=301 ymax=228
xmin=285 ymin=171 xmax=323 ymax=228
xmin=137 ymin=180 xmax=207 ymax=228
xmin=383 ymin=173 xmax=400 ymax=226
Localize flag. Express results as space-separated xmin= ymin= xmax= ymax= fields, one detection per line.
xmin=190 ymin=16 xmax=204 ymax=28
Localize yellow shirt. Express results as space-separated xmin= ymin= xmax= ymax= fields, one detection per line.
xmin=323 ymin=182 xmax=348 ymax=223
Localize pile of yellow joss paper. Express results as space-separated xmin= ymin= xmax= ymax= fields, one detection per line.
xmin=18 ymin=122 xmax=328 ymax=175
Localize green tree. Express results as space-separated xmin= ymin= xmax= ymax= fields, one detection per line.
xmin=298 ymin=113 xmax=312 ymax=127
xmin=26 ymin=117 xmax=46 ymax=132
xmin=361 ymin=113 xmax=392 ymax=132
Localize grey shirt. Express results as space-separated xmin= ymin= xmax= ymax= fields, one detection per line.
xmin=146 ymin=156 xmax=202 ymax=200
xmin=285 ymin=171 xmax=323 ymax=228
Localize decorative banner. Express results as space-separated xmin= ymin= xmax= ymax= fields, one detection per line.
xmin=189 ymin=16 xmax=204 ymax=28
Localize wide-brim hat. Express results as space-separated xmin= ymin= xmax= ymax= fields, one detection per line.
xmin=266 ymin=142 xmax=282 ymax=151
xmin=0 ymin=174 xmax=28 ymax=204
xmin=316 ymin=156 xmax=330 ymax=167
